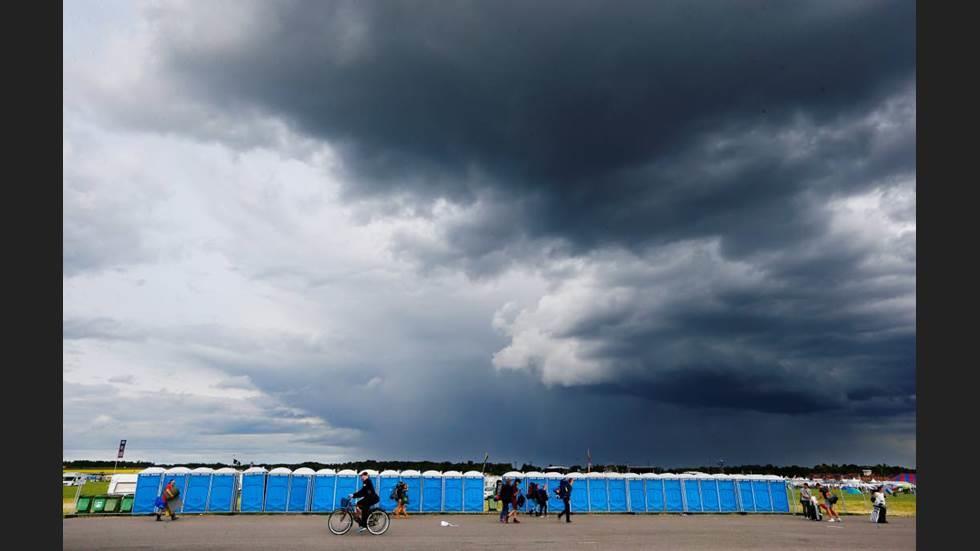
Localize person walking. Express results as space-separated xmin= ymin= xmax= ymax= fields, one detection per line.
xmin=817 ymin=483 xmax=842 ymax=523
xmin=556 ymin=477 xmax=574 ymax=523
xmin=392 ymin=481 xmax=409 ymax=519
xmin=156 ymin=479 xmax=181 ymax=521
xmin=800 ymin=483 xmax=815 ymax=520
xmin=537 ymin=484 xmax=549 ymax=517
xmin=527 ymin=482 xmax=538 ymax=516
xmin=509 ymin=482 xmax=524 ymax=523
xmin=498 ymin=479 xmax=513 ymax=523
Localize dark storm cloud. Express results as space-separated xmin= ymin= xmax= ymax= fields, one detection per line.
xmin=147 ymin=0 xmax=914 ymax=257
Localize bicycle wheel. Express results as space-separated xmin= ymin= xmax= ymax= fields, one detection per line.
xmin=328 ymin=509 xmax=353 ymax=535
xmin=366 ymin=510 xmax=390 ymax=535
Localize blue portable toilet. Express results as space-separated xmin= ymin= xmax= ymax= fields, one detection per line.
xmin=263 ymin=467 xmax=292 ymax=512
xmin=207 ymin=468 xmax=238 ymax=512
xmin=399 ymin=470 xmax=422 ymax=512
xmin=586 ymin=472 xmax=608 ymax=512
xmin=767 ymin=476 xmax=790 ymax=512
xmin=522 ymin=472 xmax=546 ymax=513
xmin=182 ymin=467 xmax=214 ymax=513
xmin=751 ymin=476 xmax=773 ymax=512
xmin=462 ymin=471 xmax=485 ymax=513
xmin=643 ymin=474 xmax=665 ymax=513
xmin=311 ymin=469 xmax=337 ymax=512
xmin=378 ymin=470 xmax=401 ymax=512
xmin=566 ymin=473 xmax=589 ymax=512
xmin=132 ymin=467 xmax=165 ymax=514
xmin=163 ymin=467 xmax=192 ymax=513
xmin=442 ymin=471 xmax=463 ymax=512
xmin=625 ymin=473 xmax=645 ymax=513
xmin=544 ymin=472 xmax=564 ymax=513
xmin=608 ymin=473 xmax=628 ymax=512
xmin=663 ymin=474 xmax=684 ymax=512
xmin=334 ymin=469 xmax=359 ymax=506
xmin=714 ymin=475 xmax=738 ymax=513
xmin=734 ymin=475 xmax=756 ymax=512
xmin=421 ymin=470 xmax=444 ymax=512
xmin=697 ymin=474 xmax=720 ymax=512
xmin=240 ymin=467 xmax=268 ymax=512
xmin=680 ymin=474 xmax=703 ymax=512
xmin=287 ymin=468 xmax=314 ymax=512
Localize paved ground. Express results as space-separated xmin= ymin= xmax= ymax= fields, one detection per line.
xmin=64 ymin=513 xmax=915 ymax=550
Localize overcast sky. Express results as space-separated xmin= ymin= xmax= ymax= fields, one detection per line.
xmin=63 ymin=0 xmax=915 ymax=467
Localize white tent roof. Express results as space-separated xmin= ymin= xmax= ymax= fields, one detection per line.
xmin=269 ymin=467 xmax=292 ymax=475
xmin=293 ymin=467 xmax=316 ymax=475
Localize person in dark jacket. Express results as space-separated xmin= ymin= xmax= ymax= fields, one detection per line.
xmin=556 ymin=478 xmax=574 ymax=523
xmin=498 ymin=479 xmax=513 ymax=523
xmin=537 ymin=485 xmax=549 ymax=517
xmin=350 ymin=471 xmax=380 ymax=532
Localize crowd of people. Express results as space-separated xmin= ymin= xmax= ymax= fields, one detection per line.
xmin=495 ymin=477 xmax=575 ymax=524
xmin=799 ymin=482 xmax=888 ymax=524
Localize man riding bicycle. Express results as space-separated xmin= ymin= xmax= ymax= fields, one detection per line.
xmin=349 ymin=471 xmax=380 ymax=533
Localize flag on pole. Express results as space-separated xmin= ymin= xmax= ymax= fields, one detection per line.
xmin=481 ymin=452 xmax=489 ymax=474
xmin=117 ymin=439 xmax=127 ymax=459
xmin=587 ymin=448 xmax=592 ymax=473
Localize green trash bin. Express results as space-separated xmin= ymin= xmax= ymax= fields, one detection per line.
xmin=76 ymin=496 xmax=93 ymax=514
xmin=91 ymin=496 xmax=108 ymax=513
xmin=103 ymin=496 xmax=120 ymax=513
xmin=119 ymin=495 xmax=134 ymax=514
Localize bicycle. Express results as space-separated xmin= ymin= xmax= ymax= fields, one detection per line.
xmin=328 ymin=496 xmax=390 ymax=536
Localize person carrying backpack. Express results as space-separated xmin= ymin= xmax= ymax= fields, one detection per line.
xmin=556 ymin=478 xmax=574 ymax=523
xmin=391 ymin=481 xmax=409 ymax=519
xmin=156 ymin=479 xmax=181 ymax=521
xmin=537 ymin=485 xmax=549 ymax=517
xmin=498 ymin=479 xmax=513 ymax=523
xmin=509 ymin=484 xmax=524 ymax=523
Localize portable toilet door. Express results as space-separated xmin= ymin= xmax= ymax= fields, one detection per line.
xmin=442 ymin=471 xmax=463 ymax=512
xmin=398 ymin=470 xmax=422 ymax=513
xmin=421 ymin=471 xmax=444 ymax=512
xmin=523 ymin=472 xmax=546 ymax=514
xmin=607 ymin=473 xmax=628 ymax=512
xmin=207 ymin=468 xmax=238 ymax=513
xmin=132 ymin=467 xmax=165 ymax=514
xmin=311 ymin=469 xmax=337 ymax=512
xmin=663 ymin=474 xmax=684 ymax=512
xmin=643 ymin=474 xmax=665 ymax=513
xmin=751 ymin=476 xmax=773 ymax=512
xmin=163 ymin=467 xmax=192 ymax=514
xmin=734 ymin=475 xmax=756 ymax=512
xmin=264 ymin=468 xmax=292 ymax=512
xmin=240 ymin=467 xmax=268 ymax=512
xmin=288 ymin=468 xmax=314 ymax=512
xmin=585 ymin=472 xmax=608 ymax=512
xmin=679 ymin=474 xmax=701 ymax=513
xmin=698 ymin=474 xmax=720 ymax=512
xmin=182 ymin=468 xmax=214 ymax=513
xmin=624 ymin=473 xmax=644 ymax=513
xmin=714 ymin=475 xmax=738 ymax=513
xmin=767 ymin=475 xmax=790 ymax=513
xmin=566 ymin=473 xmax=588 ymax=513
xmin=544 ymin=472 xmax=564 ymax=512
xmin=334 ymin=470 xmax=359 ymax=507
xmin=378 ymin=470 xmax=401 ymax=512
xmin=462 ymin=471 xmax=484 ymax=513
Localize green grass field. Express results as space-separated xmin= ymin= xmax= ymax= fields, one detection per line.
xmin=787 ymin=487 xmax=915 ymax=517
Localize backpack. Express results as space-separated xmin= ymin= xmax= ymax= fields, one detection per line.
xmin=829 ymin=494 xmax=838 ymax=505
xmin=517 ymin=494 xmax=526 ymax=507
xmin=390 ymin=488 xmax=399 ymax=500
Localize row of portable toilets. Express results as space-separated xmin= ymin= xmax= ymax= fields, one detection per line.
xmin=132 ymin=467 xmax=790 ymax=515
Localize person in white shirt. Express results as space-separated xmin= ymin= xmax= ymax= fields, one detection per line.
xmin=871 ymin=486 xmax=888 ymax=524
